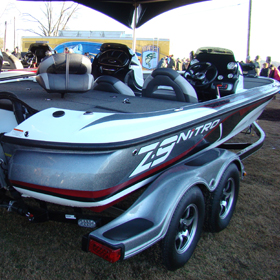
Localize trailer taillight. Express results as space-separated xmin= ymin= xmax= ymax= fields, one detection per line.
xmin=88 ymin=239 xmax=121 ymax=263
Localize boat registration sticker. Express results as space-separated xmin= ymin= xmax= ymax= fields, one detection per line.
xmin=12 ymin=128 xmax=24 ymax=137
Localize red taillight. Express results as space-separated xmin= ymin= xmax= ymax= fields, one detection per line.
xmin=88 ymin=239 xmax=121 ymax=263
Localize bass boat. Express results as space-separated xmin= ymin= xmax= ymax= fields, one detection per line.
xmin=0 ymin=0 xmax=279 ymax=270
xmin=1 ymin=46 xmax=278 ymax=211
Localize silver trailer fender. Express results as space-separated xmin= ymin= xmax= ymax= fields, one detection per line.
xmin=85 ymin=148 xmax=243 ymax=260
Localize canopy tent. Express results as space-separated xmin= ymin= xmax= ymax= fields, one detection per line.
xmin=20 ymin=0 xmax=208 ymax=50
xmin=22 ymin=0 xmax=208 ymax=28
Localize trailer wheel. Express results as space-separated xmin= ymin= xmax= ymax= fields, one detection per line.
xmin=161 ymin=186 xmax=205 ymax=271
xmin=205 ymin=163 xmax=240 ymax=233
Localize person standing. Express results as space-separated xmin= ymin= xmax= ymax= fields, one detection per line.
xmin=156 ymin=57 xmax=165 ymax=68
xmin=254 ymin=55 xmax=261 ymax=76
xmin=182 ymin=58 xmax=190 ymax=70
xmin=12 ymin=46 xmax=21 ymax=59
xmin=242 ymin=56 xmax=257 ymax=76
xmin=175 ymin=58 xmax=182 ymax=71
xmin=163 ymin=57 xmax=169 ymax=68
xmin=266 ymin=56 xmax=272 ymax=67
xmin=268 ymin=64 xmax=280 ymax=100
xmin=259 ymin=63 xmax=270 ymax=77
xmin=269 ymin=65 xmax=280 ymax=81
xmin=167 ymin=54 xmax=175 ymax=70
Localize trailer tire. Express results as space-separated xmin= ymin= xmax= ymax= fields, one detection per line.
xmin=205 ymin=163 xmax=240 ymax=233
xmin=161 ymin=186 xmax=205 ymax=271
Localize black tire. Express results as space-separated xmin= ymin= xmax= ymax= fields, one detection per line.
xmin=205 ymin=163 xmax=240 ymax=233
xmin=161 ymin=186 xmax=205 ymax=271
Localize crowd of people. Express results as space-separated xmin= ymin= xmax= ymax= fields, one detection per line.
xmin=3 ymin=46 xmax=280 ymax=84
xmin=243 ymin=55 xmax=280 ymax=81
xmin=157 ymin=52 xmax=280 ymax=84
xmin=156 ymin=52 xmax=194 ymax=71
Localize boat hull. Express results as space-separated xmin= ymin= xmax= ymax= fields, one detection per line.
xmin=2 ymin=87 xmax=275 ymax=210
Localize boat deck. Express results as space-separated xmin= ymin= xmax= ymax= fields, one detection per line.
xmin=0 ymin=80 xmax=191 ymax=113
xmin=0 ymin=75 xmax=277 ymax=115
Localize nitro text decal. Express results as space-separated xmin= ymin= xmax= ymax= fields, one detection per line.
xmin=130 ymin=119 xmax=220 ymax=177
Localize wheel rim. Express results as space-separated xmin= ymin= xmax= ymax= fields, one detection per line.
xmin=219 ymin=177 xmax=235 ymax=219
xmin=175 ymin=203 xmax=198 ymax=254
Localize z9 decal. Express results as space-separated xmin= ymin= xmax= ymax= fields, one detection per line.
xmin=130 ymin=119 xmax=220 ymax=178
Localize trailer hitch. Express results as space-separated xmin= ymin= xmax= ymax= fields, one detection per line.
xmin=0 ymin=190 xmax=113 ymax=228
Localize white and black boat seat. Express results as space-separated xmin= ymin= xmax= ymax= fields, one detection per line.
xmin=91 ymin=43 xmax=143 ymax=92
xmin=93 ymin=76 xmax=135 ymax=96
xmin=142 ymin=68 xmax=198 ymax=103
xmin=36 ymin=53 xmax=94 ymax=97
xmin=124 ymin=69 xmax=143 ymax=93
xmin=0 ymin=91 xmax=38 ymax=127
xmin=2 ymin=52 xmax=23 ymax=70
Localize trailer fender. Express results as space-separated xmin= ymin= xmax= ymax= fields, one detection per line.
xmin=86 ymin=148 xmax=243 ymax=260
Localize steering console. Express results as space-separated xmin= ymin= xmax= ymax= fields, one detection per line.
xmin=98 ymin=50 xmax=130 ymax=68
xmin=184 ymin=62 xmax=218 ymax=88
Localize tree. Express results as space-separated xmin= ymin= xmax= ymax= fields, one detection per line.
xmin=0 ymin=1 xmax=20 ymax=50
xmin=21 ymin=1 xmax=79 ymax=37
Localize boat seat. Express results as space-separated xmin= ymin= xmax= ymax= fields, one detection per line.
xmin=91 ymin=43 xmax=143 ymax=92
xmin=93 ymin=76 xmax=135 ymax=96
xmin=124 ymin=69 xmax=142 ymax=93
xmin=142 ymin=68 xmax=198 ymax=103
xmin=0 ymin=91 xmax=38 ymax=126
xmin=2 ymin=52 xmax=23 ymax=70
xmin=36 ymin=53 xmax=94 ymax=98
